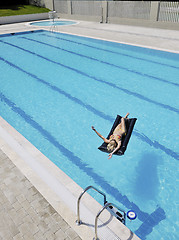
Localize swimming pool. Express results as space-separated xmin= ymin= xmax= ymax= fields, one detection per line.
xmin=0 ymin=30 xmax=178 ymax=240
xmin=30 ymin=20 xmax=77 ymax=26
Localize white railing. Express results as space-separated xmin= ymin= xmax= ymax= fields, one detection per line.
xmin=108 ymin=1 xmax=151 ymax=19
xmin=53 ymin=0 xmax=179 ymax=24
xmin=71 ymin=1 xmax=102 ymax=16
xmin=158 ymin=1 xmax=179 ymax=22
xmin=55 ymin=0 xmax=68 ymax=14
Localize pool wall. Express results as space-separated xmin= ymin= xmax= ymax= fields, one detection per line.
xmin=0 ymin=116 xmax=141 ymax=240
xmin=0 ymin=13 xmax=49 ymax=25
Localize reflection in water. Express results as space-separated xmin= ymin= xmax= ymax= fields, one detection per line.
xmin=134 ymin=152 xmax=160 ymax=200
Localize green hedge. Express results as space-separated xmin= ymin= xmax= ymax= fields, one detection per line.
xmin=0 ymin=4 xmax=50 ymax=17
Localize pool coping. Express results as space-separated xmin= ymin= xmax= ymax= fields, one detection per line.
xmin=0 ymin=116 xmax=140 ymax=240
xmin=27 ymin=19 xmax=79 ymax=27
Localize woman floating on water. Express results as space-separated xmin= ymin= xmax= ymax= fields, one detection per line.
xmin=92 ymin=113 xmax=129 ymax=159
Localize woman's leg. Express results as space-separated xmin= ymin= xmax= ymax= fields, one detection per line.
xmin=121 ymin=117 xmax=126 ymax=133
xmin=124 ymin=113 xmax=129 ymax=118
xmin=113 ymin=113 xmax=129 ymax=134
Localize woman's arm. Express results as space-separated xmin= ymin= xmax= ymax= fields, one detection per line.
xmin=91 ymin=126 xmax=109 ymax=143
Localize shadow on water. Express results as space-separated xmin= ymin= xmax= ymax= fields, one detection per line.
xmin=134 ymin=152 xmax=161 ymax=201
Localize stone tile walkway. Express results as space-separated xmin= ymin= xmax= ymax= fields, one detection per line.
xmin=0 ymin=149 xmax=81 ymax=240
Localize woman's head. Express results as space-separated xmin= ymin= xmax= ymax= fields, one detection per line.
xmin=107 ymin=140 xmax=117 ymax=152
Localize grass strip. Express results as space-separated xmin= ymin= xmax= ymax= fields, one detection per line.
xmin=0 ymin=5 xmax=50 ymax=17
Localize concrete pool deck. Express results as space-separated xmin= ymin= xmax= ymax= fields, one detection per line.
xmin=0 ymin=20 xmax=179 ymax=240
xmin=0 ymin=19 xmax=179 ymax=53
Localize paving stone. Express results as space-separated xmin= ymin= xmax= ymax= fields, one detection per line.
xmin=23 ymin=179 xmax=33 ymax=189
xmin=12 ymin=201 xmax=22 ymax=211
xmin=2 ymin=198 xmax=14 ymax=212
xmin=27 ymin=221 xmax=39 ymax=235
xmin=0 ymin=183 xmax=6 ymax=191
xmin=47 ymin=221 xmax=60 ymax=234
xmin=16 ymin=207 xmax=28 ymax=220
xmin=59 ymin=219 xmax=70 ymax=232
xmin=20 ymin=200 xmax=31 ymax=211
xmin=8 ymin=222 xmax=20 ymax=237
xmin=40 ymin=211 xmax=50 ymax=220
xmin=33 ymin=230 xmax=44 ymax=240
xmin=26 ymin=192 xmax=39 ymax=203
xmin=13 ymin=232 xmax=24 ymax=240
xmin=33 ymin=230 xmax=41 ymax=238
xmin=74 ymin=237 xmax=83 ymax=240
xmin=46 ymin=205 xmax=57 ymax=215
xmin=27 ymin=207 xmax=40 ymax=223
xmin=43 ymin=230 xmax=56 ymax=240
xmin=11 ymin=213 xmax=24 ymax=227
xmin=22 ymin=214 xmax=33 ymax=224
xmin=0 ymin=149 xmax=81 ymax=240
xmin=52 ymin=212 xmax=64 ymax=223
xmin=37 ymin=220 xmax=49 ymax=233
xmin=23 ymin=230 xmax=36 ymax=240
xmin=28 ymin=186 xmax=39 ymax=196
xmin=3 ymin=189 xmax=16 ymax=204
xmin=39 ymin=198 xmax=51 ymax=209
xmin=16 ymin=193 xmax=26 ymax=204
xmin=9 ymin=208 xmax=19 ymax=220
xmin=65 ymin=227 xmax=79 ymax=239
xmin=55 ymin=229 xmax=67 ymax=239
xmin=64 ymin=237 xmax=71 ymax=240
xmin=31 ymin=198 xmax=43 ymax=210
xmin=4 ymin=176 xmax=14 ymax=186
xmin=18 ymin=222 xmax=31 ymax=236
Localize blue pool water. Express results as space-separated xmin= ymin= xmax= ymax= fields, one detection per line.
xmin=0 ymin=30 xmax=178 ymax=240
xmin=30 ymin=20 xmax=77 ymax=26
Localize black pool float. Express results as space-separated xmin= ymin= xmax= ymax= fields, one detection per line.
xmin=98 ymin=115 xmax=137 ymax=155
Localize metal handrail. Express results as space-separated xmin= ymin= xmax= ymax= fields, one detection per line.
xmin=76 ymin=186 xmax=107 ymax=225
xmin=94 ymin=202 xmax=126 ymax=240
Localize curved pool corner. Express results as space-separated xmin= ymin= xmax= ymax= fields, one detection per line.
xmin=29 ymin=20 xmax=78 ymax=27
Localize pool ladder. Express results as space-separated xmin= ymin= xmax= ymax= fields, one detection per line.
xmin=48 ymin=11 xmax=58 ymax=32
xmin=76 ymin=186 xmax=126 ymax=240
